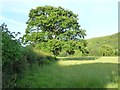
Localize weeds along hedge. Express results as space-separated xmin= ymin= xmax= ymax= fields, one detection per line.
xmin=1 ymin=23 xmax=57 ymax=88
xmin=23 ymin=46 xmax=57 ymax=66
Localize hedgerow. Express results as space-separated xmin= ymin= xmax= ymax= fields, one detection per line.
xmin=1 ymin=23 xmax=57 ymax=88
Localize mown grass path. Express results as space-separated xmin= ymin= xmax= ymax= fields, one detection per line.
xmin=17 ymin=57 xmax=118 ymax=88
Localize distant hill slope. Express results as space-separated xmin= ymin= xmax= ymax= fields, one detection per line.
xmin=87 ymin=32 xmax=119 ymax=56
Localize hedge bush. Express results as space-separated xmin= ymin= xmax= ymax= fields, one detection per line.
xmin=1 ymin=23 xmax=57 ymax=88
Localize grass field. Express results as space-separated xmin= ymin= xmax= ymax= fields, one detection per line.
xmin=16 ymin=57 xmax=119 ymax=88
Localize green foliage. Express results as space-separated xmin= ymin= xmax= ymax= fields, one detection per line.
xmin=23 ymin=5 xmax=86 ymax=43
xmin=23 ymin=46 xmax=57 ymax=66
xmin=57 ymin=40 xmax=89 ymax=57
xmin=1 ymin=23 xmax=57 ymax=88
xmin=22 ymin=5 xmax=88 ymax=56
xmin=63 ymin=40 xmax=76 ymax=55
xmin=87 ymin=33 xmax=119 ymax=56
xmin=34 ymin=42 xmax=48 ymax=50
xmin=58 ymin=40 xmax=89 ymax=57
xmin=76 ymin=40 xmax=89 ymax=56
xmin=58 ymin=50 xmax=68 ymax=57
xmin=1 ymin=23 xmax=25 ymax=88
xmin=99 ymin=44 xmax=114 ymax=56
xmin=47 ymin=39 xmax=63 ymax=56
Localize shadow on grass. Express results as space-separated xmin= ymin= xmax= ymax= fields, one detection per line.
xmin=58 ymin=56 xmax=100 ymax=61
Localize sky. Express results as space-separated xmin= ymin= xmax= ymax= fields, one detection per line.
xmin=0 ymin=0 xmax=119 ymax=39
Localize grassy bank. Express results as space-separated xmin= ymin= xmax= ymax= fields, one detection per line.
xmin=16 ymin=57 xmax=118 ymax=88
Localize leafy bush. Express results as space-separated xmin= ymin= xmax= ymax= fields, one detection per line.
xmin=99 ymin=44 xmax=115 ymax=56
xmin=1 ymin=23 xmax=26 ymax=88
xmin=1 ymin=23 xmax=57 ymax=88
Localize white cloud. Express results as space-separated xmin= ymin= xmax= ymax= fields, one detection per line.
xmin=0 ymin=16 xmax=26 ymax=27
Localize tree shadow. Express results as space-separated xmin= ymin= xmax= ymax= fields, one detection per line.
xmin=58 ymin=56 xmax=100 ymax=61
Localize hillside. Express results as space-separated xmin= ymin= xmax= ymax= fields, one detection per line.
xmin=87 ymin=32 xmax=119 ymax=56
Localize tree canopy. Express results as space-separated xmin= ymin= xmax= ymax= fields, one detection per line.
xmin=22 ymin=5 xmax=88 ymax=56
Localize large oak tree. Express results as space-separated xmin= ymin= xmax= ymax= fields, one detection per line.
xmin=22 ymin=5 xmax=88 ymax=56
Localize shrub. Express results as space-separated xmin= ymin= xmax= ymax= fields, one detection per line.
xmin=1 ymin=23 xmax=57 ymax=88
xmin=99 ymin=44 xmax=115 ymax=56
xmin=1 ymin=23 xmax=26 ymax=88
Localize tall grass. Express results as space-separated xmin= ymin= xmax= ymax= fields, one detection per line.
xmin=16 ymin=57 xmax=118 ymax=88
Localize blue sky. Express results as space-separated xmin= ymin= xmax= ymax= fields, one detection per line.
xmin=0 ymin=0 xmax=118 ymax=39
